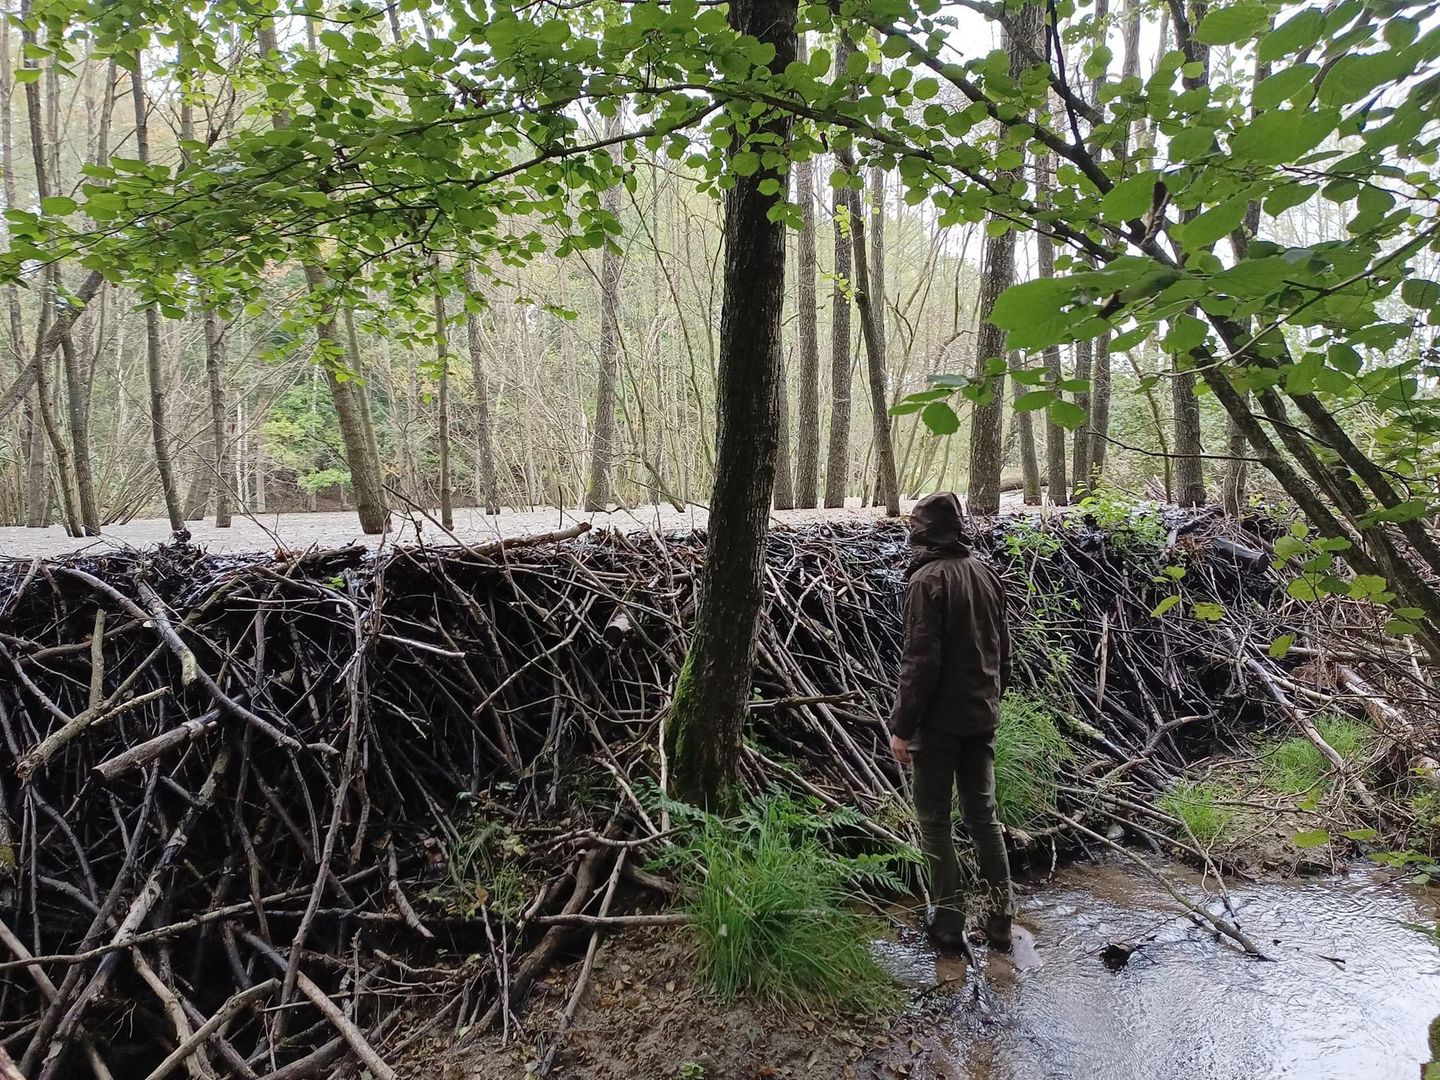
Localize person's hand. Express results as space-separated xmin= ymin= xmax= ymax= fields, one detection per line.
xmin=889 ymin=734 xmax=912 ymax=765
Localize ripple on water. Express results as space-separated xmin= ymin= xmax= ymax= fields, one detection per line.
xmin=881 ymin=861 xmax=1440 ymax=1080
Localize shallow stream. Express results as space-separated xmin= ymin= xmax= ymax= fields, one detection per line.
xmin=878 ymin=860 xmax=1440 ymax=1080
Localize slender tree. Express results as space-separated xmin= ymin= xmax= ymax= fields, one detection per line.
xmin=1169 ymin=0 xmax=1208 ymax=507
xmin=1035 ymin=141 xmax=1068 ymax=504
xmin=823 ymin=40 xmax=856 ymax=510
xmin=847 ymin=172 xmax=900 ymax=516
xmin=665 ymin=0 xmax=796 ymax=808
xmin=1222 ymin=45 xmax=1270 ymax=517
xmin=585 ymin=110 xmax=625 ymax=512
xmin=791 ymin=38 xmax=822 ymax=509
xmin=1012 ymin=369 xmax=1042 ymax=504
xmin=966 ymin=8 xmax=1038 ymax=514
xmin=129 ymin=56 xmax=185 ymax=533
xmin=433 ymin=262 xmax=454 ymax=528
xmin=462 ymin=263 xmax=501 ymax=514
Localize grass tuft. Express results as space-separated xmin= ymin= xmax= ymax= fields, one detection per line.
xmin=1263 ymin=715 xmax=1374 ymax=795
xmin=661 ymin=794 xmax=905 ymax=1011
xmin=995 ymin=693 xmax=1073 ymax=831
xmin=1158 ymin=779 xmax=1239 ymax=846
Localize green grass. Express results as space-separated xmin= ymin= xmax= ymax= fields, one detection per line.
xmin=665 ymin=794 xmax=904 ymax=1011
xmin=995 ymin=693 xmax=1073 ymax=831
xmin=1158 ymin=779 xmax=1240 ymax=846
xmin=1262 ymin=715 xmax=1374 ymax=795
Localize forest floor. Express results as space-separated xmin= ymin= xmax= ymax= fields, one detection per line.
xmin=400 ymin=860 xmax=1440 ymax=1080
xmin=0 ymin=495 xmax=1034 ymax=558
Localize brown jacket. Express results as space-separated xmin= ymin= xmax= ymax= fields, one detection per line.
xmin=889 ymin=495 xmax=1011 ymax=742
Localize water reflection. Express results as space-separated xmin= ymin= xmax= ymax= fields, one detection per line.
xmin=876 ymin=860 xmax=1440 ymax=1080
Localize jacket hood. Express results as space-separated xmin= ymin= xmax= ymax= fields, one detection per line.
xmin=907 ymin=492 xmax=970 ymax=553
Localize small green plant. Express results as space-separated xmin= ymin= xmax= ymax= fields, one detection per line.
xmin=657 ymin=793 xmax=909 ymax=1010
xmin=678 ymin=1063 xmax=707 ymax=1080
xmin=427 ymin=808 xmax=535 ymax=918
xmin=1002 ymin=519 xmax=1063 ymax=559
xmin=994 ymin=693 xmax=1073 ymax=832
xmin=1078 ymin=483 xmax=1167 ymax=550
xmin=1158 ymin=779 xmax=1239 ymax=846
xmin=1262 ymin=715 xmax=1374 ymax=795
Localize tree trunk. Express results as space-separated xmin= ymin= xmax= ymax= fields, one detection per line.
xmin=665 ymin=0 xmax=796 ymax=809
xmin=1221 ymin=48 xmax=1269 ymax=518
xmin=205 ymin=309 xmax=233 ymax=526
xmin=1012 ymin=369 xmax=1042 ymax=504
xmin=966 ymin=10 xmax=1037 ymax=515
xmin=462 ymin=264 xmax=500 ymax=514
xmin=1035 ymin=147 xmax=1067 ymax=505
xmin=257 ymin=19 xmax=386 ymax=533
xmin=791 ymin=36 xmax=821 ymax=509
xmin=585 ymin=111 xmax=625 ymax=512
xmin=1171 ymin=339 xmax=1207 ymax=506
xmin=773 ymin=345 xmax=795 ymax=509
xmin=433 ymin=263 xmax=454 ymax=529
xmin=847 ymin=178 xmax=900 ymax=517
xmin=1087 ymin=332 xmax=1113 ymax=487
xmin=59 ymin=329 xmax=99 ymax=532
xmin=130 ymin=57 xmax=184 ymax=532
xmin=824 ymin=45 xmax=856 ymax=511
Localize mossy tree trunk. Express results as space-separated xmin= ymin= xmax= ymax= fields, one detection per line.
xmin=665 ymin=0 xmax=796 ymax=810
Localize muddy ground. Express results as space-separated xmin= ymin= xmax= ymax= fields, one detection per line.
xmin=398 ymin=860 xmax=1440 ymax=1080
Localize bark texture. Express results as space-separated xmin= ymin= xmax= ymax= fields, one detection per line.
xmin=462 ymin=263 xmax=501 ymax=515
xmin=585 ymin=111 xmax=625 ymax=512
xmin=823 ymin=40 xmax=856 ymax=510
xmin=848 ymin=179 xmax=899 ymax=516
xmin=665 ymin=0 xmax=796 ymax=808
xmin=966 ymin=8 xmax=1037 ymax=515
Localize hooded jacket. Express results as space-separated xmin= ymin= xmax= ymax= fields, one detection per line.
xmin=889 ymin=493 xmax=1012 ymax=741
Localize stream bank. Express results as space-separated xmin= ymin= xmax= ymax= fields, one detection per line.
xmin=418 ymin=858 xmax=1439 ymax=1080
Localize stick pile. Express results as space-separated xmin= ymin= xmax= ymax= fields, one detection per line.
xmin=0 ymin=513 xmax=1429 ymax=1075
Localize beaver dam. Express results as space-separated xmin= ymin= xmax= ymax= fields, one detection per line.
xmin=0 ymin=510 xmax=1436 ymax=1078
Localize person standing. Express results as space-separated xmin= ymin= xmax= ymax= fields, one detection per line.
xmin=888 ymin=492 xmax=1015 ymax=951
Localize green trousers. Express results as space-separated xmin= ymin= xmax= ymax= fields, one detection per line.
xmin=910 ymin=732 xmax=1014 ymax=937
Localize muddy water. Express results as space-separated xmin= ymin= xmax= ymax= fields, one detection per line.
xmin=877 ymin=860 xmax=1440 ymax=1080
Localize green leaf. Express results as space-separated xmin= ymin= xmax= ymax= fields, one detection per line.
xmin=1164 ymin=312 xmax=1209 ymax=354
xmin=1191 ymin=601 xmax=1225 ymax=622
xmin=1253 ymin=64 xmax=1318 ymax=110
xmin=1291 ymin=829 xmax=1331 ymax=849
xmin=1319 ymin=51 xmax=1409 ymax=107
xmin=1259 ymin=10 xmax=1325 ymax=61
xmin=731 ymin=151 xmax=760 ymax=176
xmin=1402 ymin=279 xmax=1440 ymax=309
xmin=1341 ymin=828 xmax=1379 ymax=841
xmin=1150 ymin=594 xmax=1182 ymax=617
xmin=1101 ymin=172 xmax=1162 ymax=221
xmin=1287 ymin=577 xmax=1322 ymax=601
xmin=1168 ymin=126 xmax=1216 ymax=161
xmin=1229 ymin=109 xmax=1337 ymax=165
xmin=913 ymin=77 xmax=939 ymax=100
xmin=1195 ymin=3 xmax=1270 ymax=45
xmin=1047 ymin=399 xmax=1086 ymax=430
xmin=1014 ymin=389 xmax=1054 ymax=411
xmin=1177 ymin=198 xmax=1248 ymax=249
xmin=921 ymin=401 xmax=959 ymax=435
xmin=40 ymin=195 xmax=77 ymax=216
xmin=1268 ymin=633 xmax=1296 ymax=658
xmin=991 ymin=278 xmax=1079 ymax=349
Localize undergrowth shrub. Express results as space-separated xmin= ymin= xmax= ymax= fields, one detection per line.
xmin=995 ymin=693 xmax=1072 ymax=831
xmin=1158 ymin=779 xmax=1240 ymax=846
xmin=1263 ymin=715 xmax=1374 ymax=795
xmin=655 ymin=794 xmax=912 ymax=1010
